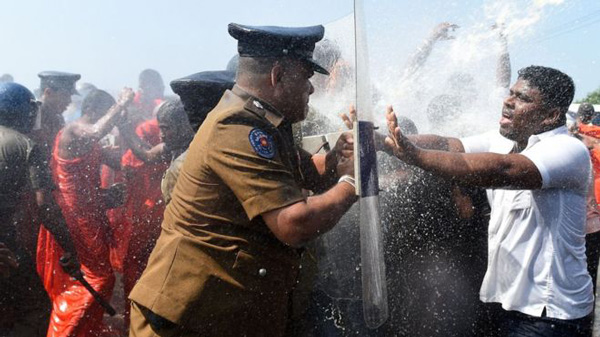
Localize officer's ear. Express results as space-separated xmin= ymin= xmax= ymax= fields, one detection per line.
xmin=42 ymin=87 xmax=53 ymax=98
xmin=270 ymin=62 xmax=284 ymax=87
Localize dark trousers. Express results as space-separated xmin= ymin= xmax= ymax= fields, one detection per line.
xmin=501 ymin=310 xmax=592 ymax=337
xmin=0 ymin=246 xmax=51 ymax=337
xmin=586 ymin=231 xmax=600 ymax=294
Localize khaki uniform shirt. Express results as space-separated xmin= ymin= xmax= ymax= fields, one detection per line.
xmin=0 ymin=126 xmax=53 ymax=249
xmin=130 ymin=86 xmax=330 ymax=335
xmin=30 ymin=107 xmax=65 ymax=165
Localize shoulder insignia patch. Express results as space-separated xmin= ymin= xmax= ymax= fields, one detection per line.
xmin=249 ymin=128 xmax=276 ymax=159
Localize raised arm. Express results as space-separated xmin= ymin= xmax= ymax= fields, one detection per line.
xmin=494 ymin=24 xmax=511 ymax=89
xmin=401 ymin=22 xmax=459 ymax=80
xmin=70 ymin=88 xmax=134 ymax=143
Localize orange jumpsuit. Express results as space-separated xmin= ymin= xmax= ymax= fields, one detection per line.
xmin=579 ymin=123 xmax=600 ymax=203
xmin=37 ymin=131 xmax=115 ymax=337
xmin=120 ymin=119 xmax=168 ymax=321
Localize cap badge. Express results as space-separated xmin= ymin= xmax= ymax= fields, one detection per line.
xmin=249 ymin=128 xmax=275 ymax=159
xmin=253 ymin=100 xmax=263 ymax=109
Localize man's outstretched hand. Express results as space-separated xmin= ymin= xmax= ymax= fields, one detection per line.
xmin=339 ymin=105 xmax=392 ymax=155
xmin=385 ymin=105 xmax=419 ymax=164
xmin=432 ymin=22 xmax=459 ymax=41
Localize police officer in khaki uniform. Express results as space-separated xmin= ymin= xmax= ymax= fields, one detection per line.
xmin=129 ymin=23 xmax=358 ymax=337
xmin=161 ymin=70 xmax=236 ymax=204
xmin=0 ymin=82 xmax=80 ymax=336
xmin=30 ymin=71 xmax=80 ymax=163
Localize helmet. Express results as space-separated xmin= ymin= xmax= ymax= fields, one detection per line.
xmin=0 ymin=82 xmax=38 ymax=133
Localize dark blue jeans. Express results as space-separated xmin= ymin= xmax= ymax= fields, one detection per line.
xmin=501 ymin=309 xmax=593 ymax=337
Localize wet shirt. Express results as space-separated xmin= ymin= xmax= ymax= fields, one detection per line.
xmin=0 ymin=126 xmax=52 ymax=244
xmin=130 ymin=86 xmax=326 ymax=327
xmin=30 ymin=107 xmax=65 ymax=165
xmin=160 ymin=149 xmax=187 ymax=205
xmin=0 ymin=126 xmax=52 ymax=211
xmin=461 ymin=126 xmax=594 ymax=320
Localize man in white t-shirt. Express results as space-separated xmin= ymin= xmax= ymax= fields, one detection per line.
xmin=383 ymin=65 xmax=593 ymax=336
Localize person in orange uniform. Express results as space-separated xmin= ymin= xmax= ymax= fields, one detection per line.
xmin=574 ymin=102 xmax=600 ymax=292
xmin=130 ymin=69 xmax=165 ymax=125
xmin=117 ymin=99 xmax=195 ymax=324
xmin=106 ymin=69 xmax=165 ymax=274
xmin=42 ymin=88 xmax=134 ymax=337
xmin=128 ymin=23 xmax=358 ymax=337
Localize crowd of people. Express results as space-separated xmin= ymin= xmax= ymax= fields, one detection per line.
xmin=0 ymin=20 xmax=599 ymax=337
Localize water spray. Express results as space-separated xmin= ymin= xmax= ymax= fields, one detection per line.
xmin=354 ymin=0 xmax=389 ymax=329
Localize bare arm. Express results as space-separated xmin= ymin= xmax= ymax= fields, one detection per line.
xmin=494 ymin=24 xmax=511 ymax=89
xmin=304 ymin=132 xmax=355 ymax=192
xmin=100 ymin=146 xmax=122 ymax=170
xmin=386 ymin=108 xmax=542 ymax=190
xmin=70 ymin=88 xmax=134 ymax=143
xmin=406 ymin=134 xmax=464 ymax=152
xmin=402 ymin=22 xmax=458 ymax=80
xmin=401 ymin=147 xmax=541 ymax=189
xmin=341 ymin=105 xmax=464 ymax=154
xmin=262 ymin=179 xmax=358 ymax=247
xmin=119 ymin=123 xmax=167 ymax=164
xmin=262 ymin=149 xmax=358 ymax=247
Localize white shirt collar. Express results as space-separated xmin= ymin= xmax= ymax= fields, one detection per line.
xmin=525 ymin=126 xmax=568 ymax=150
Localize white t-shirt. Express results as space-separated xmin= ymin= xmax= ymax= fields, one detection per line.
xmin=461 ymin=126 xmax=594 ymax=320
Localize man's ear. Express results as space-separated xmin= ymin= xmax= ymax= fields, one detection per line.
xmin=270 ymin=62 xmax=283 ymax=88
xmin=542 ymin=107 xmax=563 ymax=127
xmin=42 ymin=87 xmax=53 ymax=98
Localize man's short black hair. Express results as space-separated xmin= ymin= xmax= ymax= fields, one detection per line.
xmin=156 ymin=98 xmax=188 ymax=127
xmin=139 ymin=69 xmax=164 ymax=88
xmin=237 ymin=57 xmax=279 ymax=75
xmin=81 ymin=89 xmax=115 ymax=116
xmin=517 ymin=66 xmax=575 ymax=111
xmin=578 ymin=103 xmax=595 ymax=123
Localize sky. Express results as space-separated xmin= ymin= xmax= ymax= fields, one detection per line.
xmin=0 ymin=0 xmax=598 ymax=100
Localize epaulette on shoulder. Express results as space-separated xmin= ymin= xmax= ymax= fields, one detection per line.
xmin=243 ymin=98 xmax=269 ymax=119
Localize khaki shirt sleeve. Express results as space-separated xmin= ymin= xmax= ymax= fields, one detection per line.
xmin=208 ymin=122 xmax=305 ymax=220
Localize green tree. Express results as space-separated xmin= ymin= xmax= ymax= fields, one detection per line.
xmin=578 ymin=87 xmax=600 ymax=104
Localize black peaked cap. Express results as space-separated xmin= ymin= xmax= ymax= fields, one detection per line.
xmin=228 ymin=23 xmax=329 ymax=75
xmin=38 ymin=71 xmax=81 ymax=95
